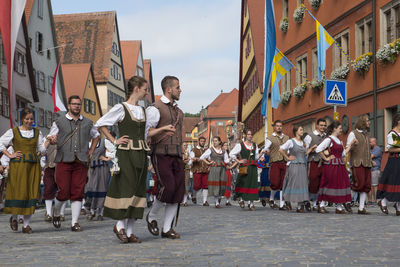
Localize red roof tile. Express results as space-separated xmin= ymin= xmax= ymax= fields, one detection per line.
xmin=61 ymin=63 xmax=91 ymax=99
xmin=54 ymin=11 xmax=116 ymax=83
xmin=24 ymin=0 xmax=35 ymax=22
xmin=206 ymin=89 xmax=239 ymax=118
xmin=121 ymin=40 xmax=141 ymax=81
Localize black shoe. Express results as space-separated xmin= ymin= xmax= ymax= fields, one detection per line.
xmin=192 ymin=197 xmax=197 ymax=204
xmin=146 ymin=212 xmax=159 ymax=236
xmin=261 ymin=199 xmax=267 ymax=207
xmin=344 ymin=202 xmax=353 ymax=213
xmin=305 ymin=201 xmax=312 ymax=212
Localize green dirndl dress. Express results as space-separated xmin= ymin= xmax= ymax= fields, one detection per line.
xmin=234 ymin=142 xmax=259 ymax=201
xmin=103 ymin=104 xmax=149 ymax=220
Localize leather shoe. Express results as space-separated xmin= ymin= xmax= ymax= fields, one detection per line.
xmin=44 ymin=213 xmax=52 ymax=222
xmin=146 ymin=212 xmax=159 ymax=236
xmin=18 ymin=218 xmax=24 ymax=224
xmin=335 ymin=209 xmax=346 ymax=214
xmin=305 ymin=201 xmax=312 ymax=212
xmin=22 ymin=225 xmax=33 ymax=234
xmin=192 ymin=197 xmax=197 ymax=204
xmin=285 ymin=202 xmax=292 ymax=210
xmin=261 ymin=199 xmax=267 ymax=207
xmin=357 ymin=208 xmax=370 ymax=215
xmin=396 ymin=210 xmax=400 ymax=216
xmin=9 ymin=217 xmax=18 ymax=231
xmin=248 ymin=204 xmax=255 ymax=211
xmin=52 ymin=215 xmax=61 ymax=229
xmin=225 ymin=202 xmax=232 ymax=206
xmin=60 ymin=215 xmax=65 ymax=222
xmin=183 ymin=202 xmax=188 ymax=207
xmin=203 ymin=201 xmax=209 ymax=206
xmin=87 ymin=213 xmax=94 ymax=221
xmin=279 ymin=205 xmax=289 ymax=211
xmin=161 ymin=228 xmax=180 ymax=239
xmin=318 ymin=206 xmax=329 ymax=214
xmin=268 ymin=200 xmax=275 ymax=209
xmin=344 ymin=203 xmax=353 ymax=213
xmin=378 ymin=200 xmax=389 ymax=215
xmin=215 ymin=204 xmax=221 ymax=209
xmin=128 ymin=234 xmax=141 ymax=243
xmin=71 ymin=223 xmax=83 ymax=232
xmin=113 ymin=225 xmax=128 ymax=243
xmin=239 ymin=200 xmax=245 ymax=209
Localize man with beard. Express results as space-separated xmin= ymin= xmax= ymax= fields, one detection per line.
xmin=263 ymin=120 xmax=289 ymax=210
xmin=346 ymin=114 xmax=371 ymax=215
xmin=304 ymin=119 xmax=327 ymax=211
xmin=190 ymin=137 xmax=209 ymax=206
xmin=48 ymin=95 xmax=99 ymax=231
xmin=146 ymin=76 xmax=185 ymax=239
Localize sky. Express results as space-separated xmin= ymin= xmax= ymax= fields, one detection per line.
xmin=52 ymin=0 xmax=241 ymax=114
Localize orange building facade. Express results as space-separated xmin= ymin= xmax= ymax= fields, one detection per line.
xmin=271 ymin=0 xmax=400 ymax=158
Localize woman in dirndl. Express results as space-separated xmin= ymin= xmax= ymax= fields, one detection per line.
xmin=377 ymin=114 xmax=400 ymax=215
xmin=0 ymin=108 xmax=50 ymax=233
xmin=222 ymin=142 xmax=236 ymax=206
xmin=315 ymin=121 xmax=357 ymax=214
xmin=200 ymin=136 xmax=229 ymax=208
xmin=279 ymin=125 xmax=311 ymax=212
xmin=230 ymin=129 xmax=260 ymax=211
xmin=258 ymin=154 xmax=271 ymax=207
xmin=95 ymin=76 xmax=150 ymax=243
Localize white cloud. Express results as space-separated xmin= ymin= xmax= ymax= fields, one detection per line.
xmin=118 ymin=0 xmax=241 ymax=113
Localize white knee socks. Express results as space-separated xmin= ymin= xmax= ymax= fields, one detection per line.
xmin=53 ymin=199 xmax=65 ymax=216
xmin=70 ymin=201 xmax=81 ymax=226
xmin=319 ymin=200 xmax=326 ymax=207
xmin=279 ymin=191 xmax=284 ymax=208
xmin=270 ymin=190 xmax=276 ymax=201
xmin=215 ymin=196 xmax=220 ymax=205
xmin=312 ymin=200 xmax=317 ymax=208
xmin=226 ymin=197 xmax=230 ymax=204
xmin=116 ymin=220 xmax=125 ymax=231
xmin=163 ymin=203 xmax=178 ymax=233
xmin=149 ymin=198 xmax=163 ymax=222
xmin=202 ymin=189 xmax=208 ymax=204
xmin=359 ymin=192 xmax=367 ymax=211
xmin=60 ymin=201 xmax=67 ymax=216
xmin=183 ymin=194 xmax=188 ymax=204
xmin=45 ymin=200 xmax=53 ymax=216
xmin=126 ymin=218 xmax=136 ymax=236
xmin=23 ymin=215 xmax=32 ymax=227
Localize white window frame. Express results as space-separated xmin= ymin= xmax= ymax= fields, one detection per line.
xmin=311 ymin=48 xmax=318 ymax=79
xmin=356 ymin=15 xmax=373 ymax=57
xmin=281 ymin=69 xmax=292 ymax=92
xmin=296 ymin=53 xmax=307 ymax=85
xmin=333 ymin=29 xmax=350 ymax=70
xmin=380 ymin=0 xmax=400 ymax=46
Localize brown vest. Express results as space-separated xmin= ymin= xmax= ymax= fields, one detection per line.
xmin=192 ymin=147 xmax=208 ymax=173
xmin=308 ymin=132 xmax=325 ymax=162
xmin=151 ymin=99 xmax=184 ymax=157
xmin=268 ymin=134 xmax=289 ymax=163
xmin=349 ymin=130 xmax=372 ymax=168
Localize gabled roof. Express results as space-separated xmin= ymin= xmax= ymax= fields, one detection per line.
xmin=247 ymin=0 xmax=265 ymax=89
xmin=121 ymin=40 xmax=141 ymax=81
xmin=54 ymin=11 xmax=116 ymax=83
xmin=206 ymin=89 xmax=239 ymax=118
xmin=24 ymin=0 xmax=34 ymax=22
xmin=182 ymin=116 xmax=201 ymax=142
xmin=62 ymin=63 xmax=91 ymax=99
xmin=143 ymin=59 xmax=155 ymax=103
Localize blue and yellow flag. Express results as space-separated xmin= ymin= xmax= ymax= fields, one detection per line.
xmin=270 ymin=48 xmax=294 ymax=109
xmin=316 ymin=20 xmax=334 ymax=80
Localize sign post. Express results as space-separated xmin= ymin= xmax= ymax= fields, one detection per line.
xmin=324 ymin=80 xmax=347 ymax=121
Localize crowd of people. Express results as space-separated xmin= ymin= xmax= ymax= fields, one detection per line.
xmin=0 ymin=74 xmax=399 ymax=244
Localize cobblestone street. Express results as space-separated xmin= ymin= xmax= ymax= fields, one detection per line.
xmin=1 ymin=200 xmax=400 ymax=266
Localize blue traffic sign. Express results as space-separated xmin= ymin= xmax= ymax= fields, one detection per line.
xmin=324 ymin=79 xmax=347 ymax=106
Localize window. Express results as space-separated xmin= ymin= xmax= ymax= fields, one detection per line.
xmin=381 ymin=1 xmax=400 ymax=45
xmin=107 ymin=90 xmax=124 ymax=107
xmin=46 ymin=111 xmax=53 ymax=128
xmin=2 ymin=90 xmax=9 ymax=118
xmin=297 ymin=0 xmax=304 ymax=5
xmin=1 ymin=41 xmax=6 ymax=64
xmin=356 ymin=15 xmax=373 ymax=57
xmin=296 ymin=53 xmax=307 ymax=85
xmin=107 ymin=90 xmax=113 ymax=106
xmin=282 ymin=0 xmax=289 ymax=18
xmin=35 ymin=32 xmax=43 ymax=54
xmin=384 ymin=105 xmax=400 ymax=150
xmin=16 ymin=98 xmax=27 ymax=109
xmin=311 ymin=48 xmax=318 ymax=79
xmin=37 ymin=0 xmax=43 ymax=19
xmin=185 ymin=133 xmax=192 ymax=138
xmin=112 ymin=42 xmax=119 ymax=57
xmin=281 ymin=69 xmax=291 ymax=92
xmin=84 ymin=98 xmax=90 ymax=113
xmin=110 ymin=64 xmax=121 ymax=80
xmin=333 ymin=30 xmax=349 ymax=69
xmin=216 ymin=121 xmax=225 ymax=126
xmin=90 ymin=101 xmax=96 ymax=115
xmin=48 ymin=76 xmax=53 ymax=94
xmin=14 ymin=50 xmax=25 ymax=75
xmin=36 ymin=71 xmax=45 ymax=91
xmin=38 ymin=108 xmax=44 ymax=127
xmin=47 ymin=50 xmax=51 ymax=59
xmin=84 ymin=98 xmax=96 ymax=115
xmin=28 ymin=38 xmax=32 ymax=49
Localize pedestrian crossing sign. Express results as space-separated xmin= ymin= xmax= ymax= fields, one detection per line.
xmin=324 ymin=79 xmax=347 ymax=106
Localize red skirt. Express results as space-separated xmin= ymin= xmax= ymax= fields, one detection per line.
xmin=224 ymin=169 xmax=232 ymax=198
xmin=318 ymin=161 xmax=351 ymax=203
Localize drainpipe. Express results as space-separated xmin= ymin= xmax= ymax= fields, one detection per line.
xmin=372 ymin=0 xmax=378 ymax=137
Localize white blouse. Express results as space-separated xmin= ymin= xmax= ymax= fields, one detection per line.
xmin=280 ymin=138 xmax=309 ymax=151
xmin=0 ymin=128 xmax=46 ymax=153
xmin=316 ymin=135 xmax=346 ymax=157
xmin=229 ymin=142 xmax=259 ymax=160
xmin=199 ymin=148 xmax=230 ymax=164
